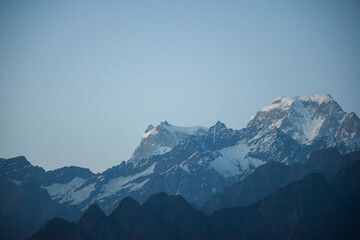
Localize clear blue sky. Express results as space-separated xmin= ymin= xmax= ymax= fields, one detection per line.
xmin=1 ymin=0 xmax=359 ymax=173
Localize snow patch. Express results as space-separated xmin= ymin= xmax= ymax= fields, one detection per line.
xmin=210 ymin=142 xmax=265 ymax=178
xmin=165 ymin=164 xmax=178 ymax=173
xmin=179 ymin=162 xmax=190 ymax=174
xmin=142 ymin=128 xmax=158 ymax=139
xmin=260 ymin=96 xmax=293 ymax=112
xmin=142 ymin=122 xmax=207 ymax=139
xmin=71 ymin=183 xmax=96 ymax=205
xmin=302 ymin=117 xmax=325 ymax=141
xmin=128 ymin=178 xmax=149 ymax=192
xmin=42 ymin=177 xmax=91 ymax=205
xmin=98 ymin=163 xmax=156 ymax=199
xmin=188 ymin=152 xmax=198 ymax=159
xmin=160 ymin=122 xmax=208 ymax=136
xmin=153 ymin=146 xmax=172 ymax=155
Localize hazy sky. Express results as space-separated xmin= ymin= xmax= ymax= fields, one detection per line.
xmin=1 ymin=0 xmax=359 ymax=173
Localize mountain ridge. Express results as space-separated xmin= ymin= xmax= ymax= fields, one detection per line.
xmin=203 ymin=148 xmax=360 ymax=213
xmin=30 ymin=158 xmax=360 ymax=239
xmin=1 ymin=93 xmax=359 ymax=214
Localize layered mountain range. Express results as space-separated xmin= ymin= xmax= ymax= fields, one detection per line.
xmin=1 ymin=93 xmax=359 ymax=215
xmin=31 ymin=157 xmax=360 ymax=240
xmin=203 ymin=148 xmax=360 ymax=213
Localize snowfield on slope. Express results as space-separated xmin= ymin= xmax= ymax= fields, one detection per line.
xmin=210 ymin=142 xmax=265 ymax=178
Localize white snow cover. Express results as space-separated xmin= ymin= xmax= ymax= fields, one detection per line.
xmin=160 ymin=123 xmax=208 ymax=136
xmin=42 ymin=177 xmax=94 ymax=205
xmin=298 ymin=93 xmax=332 ymax=105
xmin=260 ymin=96 xmax=294 ymax=113
xmin=152 ymin=146 xmax=172 ymax=155
xmin=259 ymin=93 xmax=331 ymax=114
xmin=142 ymin=122 xmax=207 ymax=139
xmin=131 ymin=122 xmax=208 ymax=163
xmin=255 ymin=94 xmax=333 ymax=144
xmin=210 ymin=142 xmax=265 ymax=178
xmin=261 ymin=93 xmax=331 ymax=112
xmin=142 ymin=128 xmax=158 ymax=139
xmin=98 ymin=162 xmax=156 ymax=199
xmin=128 ymin=178 xmax=149 ymax=192
xmin=71 ymin=183 xmax=96 ymax=205
xmin=31 ymin=93 xmax=358 ymax=211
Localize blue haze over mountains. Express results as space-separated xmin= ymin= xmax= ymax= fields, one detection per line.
xmin=2 ymin=2 xmax=360 ymax=239
xmin=1 ymin=94 xmax=359 ymax=215
xmin=31 ymin=158 xmax=360 ymax=240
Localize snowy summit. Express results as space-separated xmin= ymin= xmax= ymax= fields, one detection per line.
xmin=131 ymin=121 xmax=208 ymax=164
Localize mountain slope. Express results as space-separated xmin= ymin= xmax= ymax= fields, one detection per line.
xmin=142 ymin=193 xmax=211 ymax=240
xmin=247 ymin=94 xmax=360 ymax=151
xmin=203 ymin=148 xmax=360 ymax=213
xmin=202 ymin=161 xmax=291 ymax=213
xmin=31 ymin=193 xmax=212 ymax=240
xmin=331 ymin=159 xmax=360 ymax=239
xmin=109 ymin=197 xmax=161 ymax=240
xmin=129 ymin=121 xmax=207 ymax=164
xmin=32 ymin=160 xmax=360 ymax=240
xmin=211 ymin=173 xmax=346 ymax=240
xmin=0 ymin=177 xmax=82 ymax=240
xmin=2 ymin=94 xmax=359 ymax=214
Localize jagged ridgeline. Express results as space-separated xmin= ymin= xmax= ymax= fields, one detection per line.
xmin=1 ymin=94 xmax=359 ymax=215
xmin=31 ymin=158 xmax=360 ymax=240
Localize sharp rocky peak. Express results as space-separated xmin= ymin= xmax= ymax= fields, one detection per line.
xmin=208 ymin=121 xmax=227 ymax=133
xmin=159 ymin=120 xmax=170 ymax=127
xmin=0 ymin=156 xmax=31 ymax=167
xmin=21 ymin=93 xmax=358 ymax=217
xmin=145 ymin=124 xmax=155 ymax=133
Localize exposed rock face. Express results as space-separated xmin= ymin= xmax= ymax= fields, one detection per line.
xmin=1 ymin=94 xmax=359 ymax=214
xmin=203 ymin=148 xmax=360 ymax=214
xmin=31 ymin=160 xmax=360 ymax=240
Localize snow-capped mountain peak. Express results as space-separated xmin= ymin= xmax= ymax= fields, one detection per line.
xmin=206 ymin=121 xmax=229 ymax=138
xmin=131 ymin=121 xmax=208 ymax=164
xmin=247 ymin=93 xmax=359 ymax=150
xmin=142 ymin=125 xmax=158 ymax=139
xmin=253 ymin=93 xmax=333 ymax=118
xmin=158 ymin=121 xmax=208 ymax=136
xmin=209 ymin=121 xmax=227 ymax=131
xmin=2 ymin=94 xmax=358 ymax=215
